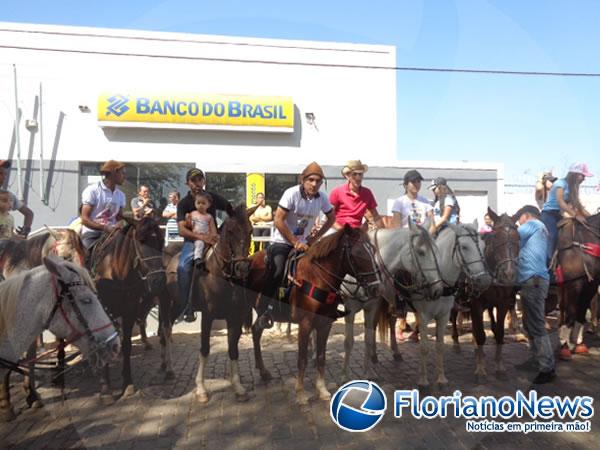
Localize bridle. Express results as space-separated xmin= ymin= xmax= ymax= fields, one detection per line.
xmin=46 ymin=275 xmax=118 ymax=353
xmin=210 ymin=240 xmax=251 ymax=281
xmin=558 ymin=218 xmax=600 ymax=283
xmin=312 ymin=233 xmax=383 ymax=297
xmin=485 ymin=223 xmax=519 ymax=283
xmin=451 ymin=226 xmax=489 ymax=285
xmin=131 ymin=228 xmax=166 ymax=291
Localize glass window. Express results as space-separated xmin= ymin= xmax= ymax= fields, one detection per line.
xmin=265 ymin=173 xmax=297 ymax=210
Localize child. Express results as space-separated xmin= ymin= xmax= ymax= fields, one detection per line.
xmin=189 ymin=192 xmax=218 ymax=268
xmin=0 ymin=190 xmax=16 ymax=239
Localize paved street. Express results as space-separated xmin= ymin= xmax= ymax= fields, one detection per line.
xmin=1 ymin=314 xmax=599 ymax=449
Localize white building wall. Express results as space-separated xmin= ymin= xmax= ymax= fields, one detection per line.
xmin=0 ymin=22 xmax=397 ymax=170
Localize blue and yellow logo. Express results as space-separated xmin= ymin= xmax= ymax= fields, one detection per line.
xmin=98 ymin=93 xmax=294 ymax=130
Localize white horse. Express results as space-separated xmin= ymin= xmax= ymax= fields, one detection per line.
xmin=342 ymin=221 xmax=443 ymax=380
xmin=0 ymin=256 xmax=120 ymax=421
xmin=412 ymin=222 xmax=491 ymax=389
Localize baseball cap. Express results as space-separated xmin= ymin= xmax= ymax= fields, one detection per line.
xmin=186 ymin=168 xmax=205 ymax=181
xmin=403 ymin=169 xmax=424 ymax=184
xmin=568 ymin=163 xmax=593 ymax=178
xmin=515 ymin=205 xmax=541 ymax=219
xmin=542 ymin=172 xmax=558 ymax=183
xmin=428 ymin=176 xmax=447 ymax=190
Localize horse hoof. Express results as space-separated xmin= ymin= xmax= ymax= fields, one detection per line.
xmin=260 ymin=370 xmax=272 ymax=382
xmin=393 ymin=353 xmax=403 ymax=362
xmin=122 ymin=385 xmax=135 ymax=398
xmin=160 ymin=362 xmax=167 ymax=371
xmin=371 ymin=354 xmax=379 ymax=365
xmin=453 ymin=344 xmax=461 ymax=354
xmin=31 ymin=399 xmax=44 ymax=409
xmin=235 ymin=392 xmax=249 ymax=402
xmin=417 ymin=384 xmax=430 ymax=395
xmin=195 ymin=392 xmax=209 ymax=403
xmin=296 ymin=392 xmax=310 ymax=406
xmin=495 ymin=370 xmax=508 ymax=381
xmin=437 ymin=381 xmax=449 ymax=391
xmin=165 ymin=370 xmax=175 ymax=381
xmin=475 ymin=374 xmax=487 ymax=384
xmin=318 ymin=392 xmax=331 ymax=401
xmin=574 ymin=344 xmax=589 ymax=355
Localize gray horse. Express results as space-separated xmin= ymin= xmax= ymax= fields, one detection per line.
xmin=0 ymin=256 xmax=120 ymax=421
xmin=342 ymin=221 xmax=443 ymax=380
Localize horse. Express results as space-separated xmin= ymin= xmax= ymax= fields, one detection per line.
xmin=467 ymin=208 xmax=520 ymax=383
xmin=555 ymin=213 xmax=600 ymax=358
xmin=0 ymin=229 xmax=85 ymax=279
xmin=412 ymin=222 xmax=491 ymax=388
xmin=90 ymin=217 xmax=169 ymax=399
xmin=164 ymin=204 xmax=255 ymax=403
xmin=0 ymin=256 xmax=120 ymax=421
xmin=248 ymin=225 xmax=384 ymax=405
xmin=341 ymin=221 xmax=443 ymax=381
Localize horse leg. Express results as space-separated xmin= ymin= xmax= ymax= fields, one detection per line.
xmin=227 ymin=321 xmax=248 ymax=401
xmin=435 ymin=300 xmax=453 ymax=387
xmin=98 ymin=364 xmax=114 ymax=405
xmin=416 ymin=310 xmax=430 ymax=389
xmin=295 ymin=316 xmax=312 ymax=406
xmin=389 ymin=314 xmax=402 ymax=361
xmin=139 ymin=317 xmax=152 ymax=351
xmin=121 ymin=312 xmax=136 ymax=397
xmin=195 ymin=312 xmax=213 ymax=403
xmin=471 ymin=300 xmax=487 ymax=383
xmin=52 ymin=339 xmax=66 ymax=389
xmin=493 ymin=302 xmax=508 ymax=379
xmin=1 ymin=370 xmax=15 ymax=422
xmin=315 ymin=318 xmax=333 ymax=401
xmin=343 ymin=312 xmax=355 ymax=381
xmin=450 ymin=307 xmax=461 ymax=352
xmin=23 ymin=343 xmax=43 ymax=408
xmin=286 ymin=321 xmax=292 ymax=341
xmin=364 ymin=302 xmax=379 ymax=379
xmin=252 ymin=321 xmax=271 ymax=381
xmin=158 ymin=290 xmax=174 ymax=379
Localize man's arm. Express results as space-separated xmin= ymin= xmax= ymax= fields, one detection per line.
xmin=311 ymin=209 xmax=336 ymax=242
xmin=81 ymin=204 xmax=106 ymax=232
xmin=365 ymin=207 xmax=384 ymax=229
xmin=16 ymin=204 xmax=33 ymax=236
xmin=392 ymin=211 xmax=403 ymax=228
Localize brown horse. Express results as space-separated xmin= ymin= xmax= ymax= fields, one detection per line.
xmin=556 ymin=213 xmax=600 ymax=358
xmin=91 ymin=217 xmax=168 ymax=399
xmin=164 ymin=204 xmax=255 ymax=403
xmin=248 ymin=225 xmax=382 ymax=405
xmin=468 ymin=208 xmax=520 ymax=383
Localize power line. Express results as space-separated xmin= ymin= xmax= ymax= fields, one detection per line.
xmin=2 ymin=43 xmax=600 ymax=77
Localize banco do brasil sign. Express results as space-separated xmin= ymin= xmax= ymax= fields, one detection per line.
xmin=97 ymin=93 xmax=294 ymax=132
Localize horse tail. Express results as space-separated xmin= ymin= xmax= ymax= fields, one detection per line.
xmin=377 ymin=306 xmax=390 ymax=344
xmin=243 ymin=307 xmax=253 ymax=332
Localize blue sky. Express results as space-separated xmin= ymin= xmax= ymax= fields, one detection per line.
xmin=2 ymin=0 xmax=599 ymax=185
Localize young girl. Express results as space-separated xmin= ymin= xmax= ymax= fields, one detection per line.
xmin=535 ymin=172 xmax=557 ymax=209
xmin=188 ymin=192 xmax=218 ymax=267
xmin=428 ymin=177 xmax=460 ymax=235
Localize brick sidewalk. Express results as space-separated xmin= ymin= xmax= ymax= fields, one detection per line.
xmin=1 ymin=318 xmax=599 ymax=449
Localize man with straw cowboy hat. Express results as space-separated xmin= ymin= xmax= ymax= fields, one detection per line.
xmin=329 ymin=159 xmax=384 ymax=230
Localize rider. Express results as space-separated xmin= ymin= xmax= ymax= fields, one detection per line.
xmin=535 ymin=171 xmax=557 ymax=210
xmin=255 ymin=162 xmax=336 ymax=330
xmin=80 ymin=160 xmax=126 ymax=251
xmin=329 ymin=159 xmax=383 ymax=230
xmin=428 ymin=177 xmax=460 ymax=235
xmin=541 ymin=162 xmax=593 ymax=260
xmin=391 ymin=170 xmax=434 ymax=233
xmin=176 ymin=168 xmax=232 ymax=322
xmin=0 ymin=160 xmax=34 ymax=238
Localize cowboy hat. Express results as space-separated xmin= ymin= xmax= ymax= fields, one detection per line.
xmin=341 ymin=160 xmax=368 ymax=176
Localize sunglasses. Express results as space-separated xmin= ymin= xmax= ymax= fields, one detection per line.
xmin=306 ymin=177 xmax=323 ymax=184
xmin=349 ymin=172 xmax=364 ymax=177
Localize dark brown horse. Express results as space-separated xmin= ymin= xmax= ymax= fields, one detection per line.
xmin=467 ymin=208 xmax=520 ymax=383
xmin=556 ymin=213 xmax=600 ymax=358
xmin=248 ymin=225 xmax=382 ymax=405
xmin=165 ymin=204 xmax=255 ymax=403
xmin=91 ymin=217 xmax=168 ymax=399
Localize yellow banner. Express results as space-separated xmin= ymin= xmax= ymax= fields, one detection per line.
xmin=97 ymin=93 xmax=294 ymax=130
xmin=246 ymin=173 xmax=265 ymax=207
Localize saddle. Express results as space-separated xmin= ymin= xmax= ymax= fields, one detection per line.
xmin=265 ymin=247 xmax=303 ymax=303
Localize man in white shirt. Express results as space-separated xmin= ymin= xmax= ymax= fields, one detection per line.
xmin=80 ymin=160 xmax=126 ymax=250
xmin=256 ymin=162 xmax=336 ymax=330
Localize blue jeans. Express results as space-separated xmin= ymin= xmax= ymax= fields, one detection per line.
xmin=176 ymin=241 xmax=195 ymax=317
xmin=541 ymin=210 xmax=561 ymax=261
xmin=521 ymin=276 xmax=555 ymax=372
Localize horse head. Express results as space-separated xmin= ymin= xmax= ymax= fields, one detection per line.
xmin=407 ymin=220 xmax=444 ymax=300
xmin=130 ymin=217 xmax=167 ymax=294
xmin=215 ymin=203 xmax=254 ymax=280
xmin=447 ymin=222 xmax=492 ymax=292
xmin=485 ymin=207 xmax=519 ymax=285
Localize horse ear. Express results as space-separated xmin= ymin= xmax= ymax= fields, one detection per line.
xmin=246 ymin=205 xmax=259 ymax=219
xmin=44 ymin=225 xmax=62 ymax=241
xmin=42 ymin=254 xmax=71 ymax=280
xmin=487 ymin=207 xmax=500 ymax=225
xmin=472 ymin=219 xmax=479 ymax=230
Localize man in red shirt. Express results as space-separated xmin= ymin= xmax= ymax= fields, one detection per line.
xmin=329 ymin=160 xmax=383 ymax=230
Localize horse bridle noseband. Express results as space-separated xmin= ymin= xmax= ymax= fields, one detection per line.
xmin=407 ymin=230 xmax=443 ymax=296
xmin=46 ymin=276 xmax=118 ymax=353
xmin=131 ymin=229 xmax=166 ymax=289
xmin=210 ymin=240 xmax=251 ymax=282
xmin=451 ymin=227 xmax=488 ymax=283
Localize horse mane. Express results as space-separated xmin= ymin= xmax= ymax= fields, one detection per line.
xmin=60 ymin=229 xmax=86 ymax=264
xmin=97 ymin=227 xmax=136 ymax=280
xmin=306 ymin=228 xmax=362 ymax=261
xmin=586 ymin=212 xmax=600 ymax=229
